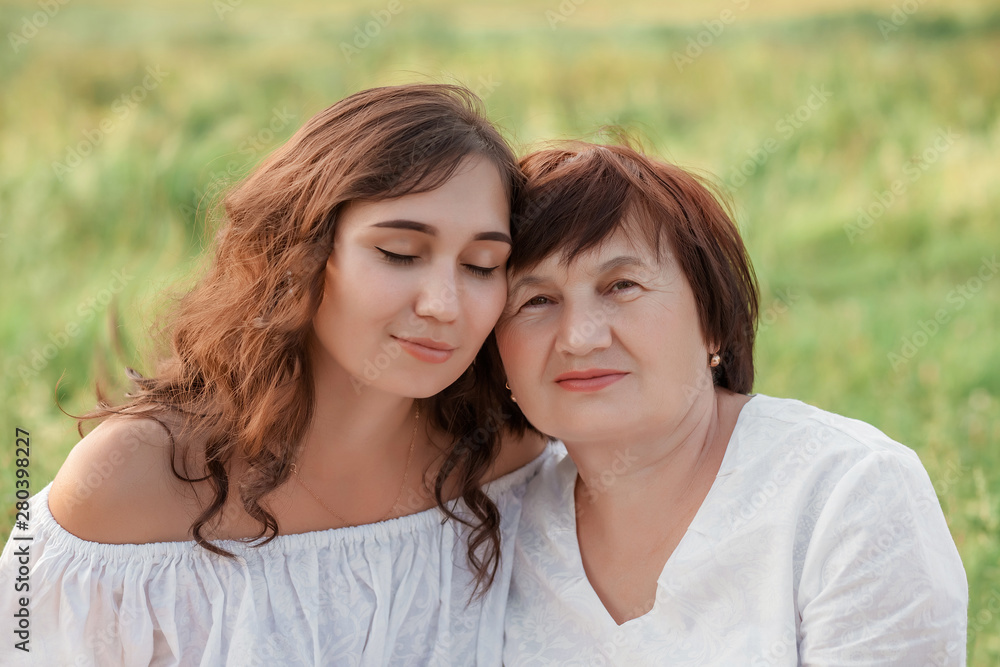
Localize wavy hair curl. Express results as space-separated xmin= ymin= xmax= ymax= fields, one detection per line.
xmin=77 ymin=83 xmax=523 ymax=596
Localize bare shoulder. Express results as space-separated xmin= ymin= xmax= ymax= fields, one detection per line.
xmin=48 ymin=413 xmax=206 ymax=544
xmin=482 ymin=428 xmax=549 ymax=483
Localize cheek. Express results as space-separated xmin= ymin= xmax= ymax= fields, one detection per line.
xmin=329 ymin=254 xmax=408 ymax=319
xmin=495 ymin=321 xmax=534 ymax=381
xmin=465 ymin=280 xmax=507 ymax=334
xmin=315 ymin=261 xmax=402 ymax=353
xmin=495 ymin=323 xmax=515 ymax=364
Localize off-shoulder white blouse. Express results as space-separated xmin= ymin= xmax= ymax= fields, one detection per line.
xmin=504 ymin=395 xmax=968 ymax=666
xmin=0 ymin=446 xmax=555 ymax=666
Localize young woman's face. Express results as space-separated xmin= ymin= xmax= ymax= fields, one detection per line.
xmin=496 ymin=226 xmax=714 ymax=445
xmin=312 ymin=155 xmax=511 ymax=398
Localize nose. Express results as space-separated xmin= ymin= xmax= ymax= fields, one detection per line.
xmin=554 ymin=299 xmax=612 ymax=356
xmin=414 ymin=263 xmax=460 ymax=323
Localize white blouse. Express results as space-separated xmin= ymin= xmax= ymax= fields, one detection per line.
xmin=504 ymin=395 xmax=968 ymax=666
xmin=0 ymin=447 xmax=554 ymax=667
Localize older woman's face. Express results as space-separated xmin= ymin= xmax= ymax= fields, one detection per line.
xmin=496 ymin=227 xmax=715 ymax=445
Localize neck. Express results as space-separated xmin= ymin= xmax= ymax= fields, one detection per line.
xmin=297 ymin=340 xmax=423 ymax=481
xmin=569 ymin=388 xmax=739 ymax=520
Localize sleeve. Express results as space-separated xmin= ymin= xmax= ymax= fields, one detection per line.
xmin=0 ymin=525 xmax=35 ymax=665
xmin=797 ymin=450 xmax=968 ymax=666
xmin=0 ymin=495 xmax=135 ymax=666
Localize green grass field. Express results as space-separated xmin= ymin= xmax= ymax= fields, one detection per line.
xmin=2 ymin=0 xmax=998 ymax=661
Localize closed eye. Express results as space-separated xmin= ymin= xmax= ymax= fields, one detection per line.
xmin=464 ymin=264 xmax=500 ymax=278
xmin=376 ymin=247 xmax=416 ymax=265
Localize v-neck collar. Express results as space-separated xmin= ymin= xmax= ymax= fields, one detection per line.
xmin=555 ymin=394 xmax=757 ymax=631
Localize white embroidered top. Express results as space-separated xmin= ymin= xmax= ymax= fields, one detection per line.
xmin=0 ymin=448 xmax=554 ymax=667
xmin=504 ymin=395 xmax=968 ymax=666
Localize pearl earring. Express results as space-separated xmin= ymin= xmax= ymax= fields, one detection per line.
xmin=505 ymin=382 xmax=517 ymax=403
xmin=710 ymin=353 xmax=721 ymax=367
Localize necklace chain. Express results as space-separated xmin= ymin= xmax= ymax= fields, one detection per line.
xmin=291 ymin=405 xmax=419 ymax=525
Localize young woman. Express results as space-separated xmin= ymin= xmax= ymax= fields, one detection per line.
xmin=498 ymin=142 xmax=967 ymax=665
xmin=0 ymin=84 xmax=547 ymax=665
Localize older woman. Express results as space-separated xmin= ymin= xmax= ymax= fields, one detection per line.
xmin=498 ymin=143 xmax=968 ymax=665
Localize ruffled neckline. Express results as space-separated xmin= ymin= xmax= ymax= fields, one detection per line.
xmin=28 ymin=444 xmax=556 ymax=562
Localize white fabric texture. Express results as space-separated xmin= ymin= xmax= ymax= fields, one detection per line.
xmin=0 ymin=447 xmax=555 ymax=667
xmin=504 ymin=395 xmax=968 ymax=666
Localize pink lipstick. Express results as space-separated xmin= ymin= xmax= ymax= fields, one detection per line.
xmin=554 ymin=369 xmax=628 ymax=392
xmin=393 ymin=336 xmax=455 ymax=364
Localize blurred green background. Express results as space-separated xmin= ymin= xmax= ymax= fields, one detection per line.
xmin=1 ymin=0 xmax=998 ymax=661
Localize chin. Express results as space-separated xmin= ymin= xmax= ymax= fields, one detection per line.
xmin=534 ymin=415 xmax=621 ymax=445
xmin=385 ymin=369 xmax=467 ymax=400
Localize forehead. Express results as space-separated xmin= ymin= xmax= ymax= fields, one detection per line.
xmin=512 ymin=216 xmax=669 ymax=278
xmin=338 ymin=156 xmax=510 ymax=234
xmin=508 ymin=235 xmax=670 ymax=302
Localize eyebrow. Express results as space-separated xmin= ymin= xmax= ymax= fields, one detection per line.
xmin=371 ymin=220 xmax=511 ymax=244
xmin=473 ymin=231 xmax=513 ymax=244
xmin=508 ymin=275 xmax=547 ymax=295
xmin=594 ymin=255 xmax=648 ymax=274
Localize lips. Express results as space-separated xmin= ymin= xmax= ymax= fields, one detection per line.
xmin=554 ymin=369 xmax=628 ymax=392
xmin=392 ymin=336 xmax=456 ymax=364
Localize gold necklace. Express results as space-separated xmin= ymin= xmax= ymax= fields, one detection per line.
xmin=291 ymin=404 xmax=419 ymax=525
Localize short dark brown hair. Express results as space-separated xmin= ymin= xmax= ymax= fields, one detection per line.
xmin=505 ymin=141 xmax=759 ymax=397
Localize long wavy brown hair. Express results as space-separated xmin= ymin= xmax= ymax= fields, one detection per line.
xmin=76 ymin=83 xmax=525 ymax=595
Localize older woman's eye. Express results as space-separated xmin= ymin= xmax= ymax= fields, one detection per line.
xmin=524 ymin=296 xmax=550 ymax=307
xmin=610 ymin=280 xmax=637 ymax=291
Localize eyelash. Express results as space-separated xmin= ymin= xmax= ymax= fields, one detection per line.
xmin=466 ymin=265 xmax=498 ymax=278
xmin=376 ymin=248 xmax=498 ymax=278
xmin=377 ymin=247 xmax=415 ymax=266
xmin=523 ymin=296 xmax=550 ymax=308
